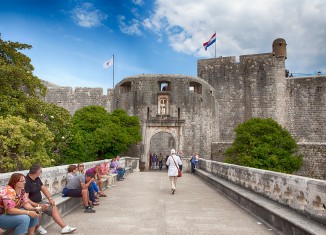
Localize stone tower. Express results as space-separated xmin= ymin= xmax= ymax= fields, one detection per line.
xmin=272 ymin=38 xmax=287 ymax=59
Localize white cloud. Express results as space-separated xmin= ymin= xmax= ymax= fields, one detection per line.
xmin=71 ymin=2 xmax=107 ymax=28
xmin=118 ymin=15 xmax=142 ymax=36
xmin=144 ymin=0 xmax=326 ymax=73
xmin=132 ymin=0 xmax=144 ymax=6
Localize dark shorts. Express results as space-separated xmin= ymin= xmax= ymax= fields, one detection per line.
xmin=67 ymin=188 xmax=82 ymax=197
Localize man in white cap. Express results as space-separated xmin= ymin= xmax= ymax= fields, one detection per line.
xmin=166 ymin=149 xmax=182 ymax=194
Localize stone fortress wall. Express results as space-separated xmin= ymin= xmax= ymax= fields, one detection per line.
xmin=197 ymin=39 xmax=326 ymax=179
xmin=43 ymin=39 xmax=326 ymax=179
xmin=43 ymin=81 xmax=114 ymax=114
xmin=113 ymin=75 xmax=216 ymax=169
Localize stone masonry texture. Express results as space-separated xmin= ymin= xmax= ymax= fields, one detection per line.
xmin=43 ymin=40 xmax=326 ymax=179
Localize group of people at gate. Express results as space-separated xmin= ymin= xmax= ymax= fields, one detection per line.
xmin=150 ymin=153 xmax=164 ymax=170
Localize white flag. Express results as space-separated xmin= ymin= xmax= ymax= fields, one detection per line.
xmin=103 ymin=57 xmax=113 ymax=69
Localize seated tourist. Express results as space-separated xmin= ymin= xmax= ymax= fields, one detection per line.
xmin=116 ymin=156 xmax=126 ymax=180
xmin=25 ymin=164 xmax=76 ymax=234
xmin=85 ymin=164 xmax=106 ymax=197
xmin=0 ymin=173 xmax=39 ymax=235
xmin=76 ymin=163 xmax=84 ymax=176
xmin=63 ymin=172 xmax=96 ymax=213
xmin=76 ymin=163 xmax=102 ymax=200
xmin=100 ymin=160 xmax=110 ymax=176
xmin=110 ymin=157 xmax=124 ymax=181
xmin=67 ymin=165 xmax=77 ymax=184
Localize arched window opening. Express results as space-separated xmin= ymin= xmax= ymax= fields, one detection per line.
xmin=120 ymin=82 xmax=132 ymax=94
xmin=189 ymin=81 xmax=202 ymax=94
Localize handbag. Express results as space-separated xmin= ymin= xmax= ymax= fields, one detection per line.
xmin=172 ymin=156 xmax=182 ymax=177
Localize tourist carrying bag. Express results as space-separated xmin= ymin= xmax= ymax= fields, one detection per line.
xmin=172 ymin=156 xmax=182 ymax=177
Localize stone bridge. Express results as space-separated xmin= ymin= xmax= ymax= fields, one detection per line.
xmin=0 ymin=158 xmax=325 ymax=235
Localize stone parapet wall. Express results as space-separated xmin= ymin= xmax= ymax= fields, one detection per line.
xmin=0 ymin=157 xmax=139 ymax=196
xmin=199 ymin=159 xmax=326 ymax=225
xmin=211 ymin=142 xmax=326 ymax=180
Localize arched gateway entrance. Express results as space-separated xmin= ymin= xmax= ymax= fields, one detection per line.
xmin=149 ymin=132 xmax=175 ymax=170
xmin=143 ymin=126 xmax=182 ymax=171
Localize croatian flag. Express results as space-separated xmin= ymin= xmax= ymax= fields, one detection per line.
xmin=203 ymin=33 xmax=216 ymax=50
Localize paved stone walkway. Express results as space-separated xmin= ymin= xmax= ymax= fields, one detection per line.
xmin=46 ymin=171 xmax=277 ymax=235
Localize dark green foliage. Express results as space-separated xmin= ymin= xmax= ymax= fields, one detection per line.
xmin=0 ymin=35 xmax=72 ymax=170
xmin=64 ymin=106 xmax=142 ymax=163
xmin=224 ymin=118 xmax=302 ymax=173
xmin=0 ymin=35 xmax=47 ymax=118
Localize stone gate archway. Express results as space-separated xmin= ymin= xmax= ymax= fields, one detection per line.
xmin=143 ymin=127 xmax=181 ymax=171
xmin=149 ymin=132 xmax=175 ymax=170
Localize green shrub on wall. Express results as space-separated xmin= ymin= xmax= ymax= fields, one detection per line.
xmin=224 ymin=118 xmax=302 ymax=173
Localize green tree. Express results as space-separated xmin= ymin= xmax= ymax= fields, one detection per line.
xmin=0 ymin=116 xmax=54 ymax=172
xmin=65 ymin=106 xmax=142 ymax=163
xmin=224 ymin=118 xmax=302 ymax=173
xmin=0 ymin=35 xmax=72 ymax=166
xmin=35 ymin=103 xmax=72 ymax=165
xmin=110 ymin=109 xmax=142 ymax=146
xmin=0 ymin=35 xmax=46 ymax=118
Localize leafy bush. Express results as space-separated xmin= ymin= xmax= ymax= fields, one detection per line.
xmin=64 ymin=106 xmax=142 ymax=163
xmin=0 ymin=116 xmax=54 ymax=172
xmin=224 ymin=118 xmax=302 ymax=173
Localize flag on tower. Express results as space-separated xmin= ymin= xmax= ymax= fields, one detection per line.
xmin=103 ymin=57 xmax=113 ymax=69
xmin=203 ymin=33 xmax=216 ymax=50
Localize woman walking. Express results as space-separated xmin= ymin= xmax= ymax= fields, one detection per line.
xmin=166 ymin=149 xmax=182 ymax=194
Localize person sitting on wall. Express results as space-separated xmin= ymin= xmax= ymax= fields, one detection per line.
xmin=85 ymin=165 xmax=106 ymax=197
xmin=75 ymin=163 xmax=101 ymax=200
xmin=25 ymin=164 xmax=76 ymax=234
xmin=0 ymin=173 xmax=39 ymax=235
xmin=67 ymin=165 xmax=77 ymax=184
xmin=116 ymin=156 xmax=126 ymax=179
xmin=100 ymin=160 xmax=110 ymax=177
xmin=63 ymin=172 xmax=96 ymax=213
xmin=110 ymin=157 xmax=124 ymax=181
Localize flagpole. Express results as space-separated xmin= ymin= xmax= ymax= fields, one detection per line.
xmin=113 ymin=54 xmax=115 ymax=88
xmin=214 ymin=31 xmax=216 ymax=58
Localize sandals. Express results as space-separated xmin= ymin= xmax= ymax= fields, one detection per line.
xmin=99 ymin=194 xmax=107 ymax=197
xmin=92 ymin=201 xmax=100 ymax=206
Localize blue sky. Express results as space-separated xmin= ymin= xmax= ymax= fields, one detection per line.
xmin=1 ymin=0 xmax=325 ymax=90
